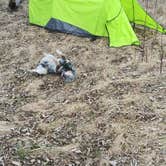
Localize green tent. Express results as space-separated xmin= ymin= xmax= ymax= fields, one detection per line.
xmin=29 ymin=0 xmax=166 ymax=47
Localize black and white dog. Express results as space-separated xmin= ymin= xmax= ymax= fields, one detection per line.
xmin=31 ymin=53 xmax=76 ymax=83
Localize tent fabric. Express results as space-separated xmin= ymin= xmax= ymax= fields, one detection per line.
xmin=29 ymin=0 xmax=166 ymax=47
xmin=45 ymin=18 xmax=94 ymax=37
xmin=121 ymin=0 xmax=166 ymax=33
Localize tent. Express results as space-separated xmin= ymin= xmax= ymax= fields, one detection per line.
xmin=29 ymin=0 xmax=166 ymax=47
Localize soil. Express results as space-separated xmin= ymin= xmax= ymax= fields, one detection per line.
xmin=0 ymin=0 xmax=166 ymax=165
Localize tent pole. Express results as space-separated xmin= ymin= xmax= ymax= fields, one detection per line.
xmin=151 ymin=0 xmax=164 ymax=73
xmin=152 ymin=0 xmax=158 ymax=46
xmin=132 ymin=0 xmax=135 ymax=29
xmin=142 ymin=0 xmax=149 ymax=62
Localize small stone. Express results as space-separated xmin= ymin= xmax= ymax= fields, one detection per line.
xmin=110 ymin=160 xmax=117 ymax=166
xmin=112 ymin=76 xmax=116 ymax=80
xmin=12 ymin=161 xmax=21 ymax=166
xmin=149 ymin=96 xmax=155 ymax=102
xmin=30 ymin=159 xmax=35 ymax=163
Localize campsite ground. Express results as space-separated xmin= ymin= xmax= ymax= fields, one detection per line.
xmin=0 ymin=0 xmax=165 ymax=165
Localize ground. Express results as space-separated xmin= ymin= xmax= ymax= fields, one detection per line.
xmin=0 ymin=0 xmax=166 ymax=165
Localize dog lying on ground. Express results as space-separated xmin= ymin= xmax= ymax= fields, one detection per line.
xmin=31 ymin=53 xmax=76 ymax=83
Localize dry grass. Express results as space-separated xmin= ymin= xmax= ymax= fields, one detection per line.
xmin=0 ymin=0 xmax=166 ymax=165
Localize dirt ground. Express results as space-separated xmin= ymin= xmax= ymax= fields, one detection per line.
xmin=0 ymin=0 xmax=166 ymax=165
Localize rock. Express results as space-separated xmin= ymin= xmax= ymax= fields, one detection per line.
xmin=149 ymin=96 xmax=155 ymax=102
xmin=11 ymin=161 xmax=21 ymax=166
xmin=109 ymin=160 xmax=117 ymax=166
